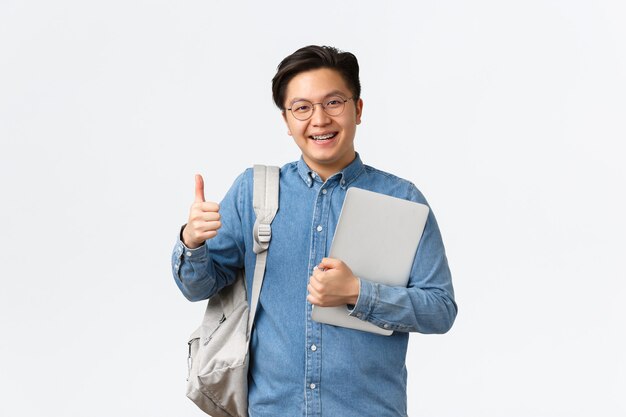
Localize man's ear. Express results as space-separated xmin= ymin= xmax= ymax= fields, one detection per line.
xmin=355 ymin=98 xmax=363 ymax=125
xmin=281 ymin=110 xmax=292 ymax=135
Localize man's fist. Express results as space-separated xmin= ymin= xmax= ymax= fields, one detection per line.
xmin=182 ymin=174 xmax=222 ymax=249
xmin=307 ymin=258 xmax=360 ymax=307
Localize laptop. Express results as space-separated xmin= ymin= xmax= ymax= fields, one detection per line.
xmin=311 ymin=187 xmax=430 ymax=335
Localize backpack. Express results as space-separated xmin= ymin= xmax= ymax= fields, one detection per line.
xmin=186 ymin=165 xmax=280 ymax=417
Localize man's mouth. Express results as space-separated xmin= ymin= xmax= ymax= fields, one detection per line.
xmin=310 ymin=132 xmax=338 ymax=142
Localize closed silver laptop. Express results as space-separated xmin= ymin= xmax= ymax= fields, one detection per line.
xmin=311 ymin=187 xmax=430 ymax=335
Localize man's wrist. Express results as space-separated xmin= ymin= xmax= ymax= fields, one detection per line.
xmin=179 ymin=224 xmax=203 ymax=249
xmin=345 ymin=277 xmax=360 ymax=306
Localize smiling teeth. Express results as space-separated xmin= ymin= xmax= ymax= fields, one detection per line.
xmin=312 ymin=133 xmax=336 ymax=140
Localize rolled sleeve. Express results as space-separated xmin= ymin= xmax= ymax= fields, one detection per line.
xmin=348 ymin=278 xmax=414 ymax=332
xmin=348 ymin=277 xmax=376 ymax=320
xmin=171 ymin=236 xmax=214 ymax=301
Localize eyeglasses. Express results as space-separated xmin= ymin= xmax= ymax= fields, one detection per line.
xmin=287 ymin=95 xmax=354 ymax=121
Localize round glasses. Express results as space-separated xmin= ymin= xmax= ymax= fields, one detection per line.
xmin=287 ymin=95 xmax=354 ymax=121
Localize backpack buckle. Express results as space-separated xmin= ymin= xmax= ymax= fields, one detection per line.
xmin=257 ymin=223 xmax=271 ymax=244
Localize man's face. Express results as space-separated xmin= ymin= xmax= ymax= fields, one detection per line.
xmin=282 ymin=68 xmax=363 ymax=180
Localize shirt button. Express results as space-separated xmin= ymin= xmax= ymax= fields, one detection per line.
xmin=341 ymin=180 xmax=346 ymax=186
xmin=310 ymin=383 xmax=316 ymax=390
xmin=316 ymin=225 xmax=323 ymax=232
xmin=384 ymin=324 xmax=390 ymax=329
xmin=311 ymin=344 xmax=317 ymax=352
xmin=321 ymin=189 xmax=327 ymax=195
xmin=185 ymin=251 xmax=192 ymax=257
xmin=356 ymin=313 xmax=362 ymax=318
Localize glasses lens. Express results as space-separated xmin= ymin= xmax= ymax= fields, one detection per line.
xmin=290 ymin=100 xmax=313 ymax=120
xmin=323 ymin=96 xmax=346 ymax=116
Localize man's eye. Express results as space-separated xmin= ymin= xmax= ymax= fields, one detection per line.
xmin=325 ymin=99 xmax=341 ymax=107
xmin=295 ymin=105 xmax=311 ymax=112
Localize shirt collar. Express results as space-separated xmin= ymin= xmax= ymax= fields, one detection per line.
xmin=297 ymin=152 xmax=365 ymax=189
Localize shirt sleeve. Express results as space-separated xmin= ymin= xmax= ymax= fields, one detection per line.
xmin=171 ymin=172 xmax=247 ymax=302
xmin=348 ymin=183 xmax=458 ymax=334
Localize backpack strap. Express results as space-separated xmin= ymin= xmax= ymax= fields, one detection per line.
xmin=248 ymin=165 xmax=280 ymax=338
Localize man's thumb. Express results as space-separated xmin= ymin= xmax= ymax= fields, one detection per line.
xmin=319 ymin=257 xmax=340 ymax=270
xmin=194 ymin=174 xmax=205 ymax=203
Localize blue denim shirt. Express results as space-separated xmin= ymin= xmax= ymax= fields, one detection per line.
xmin=172 ymin=154 xmax=457 ymax=417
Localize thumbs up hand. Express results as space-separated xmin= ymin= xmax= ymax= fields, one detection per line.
xmin=182 ymin=174 xmax=222 ymax=249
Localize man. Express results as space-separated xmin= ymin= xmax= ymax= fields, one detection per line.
xmin=172 ymin=45 xmax=457 ymax=417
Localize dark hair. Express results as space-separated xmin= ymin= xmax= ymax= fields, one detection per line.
xmin=272 ymin=45 xmax=361 ymax=110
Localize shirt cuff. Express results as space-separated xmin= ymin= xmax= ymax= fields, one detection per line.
xmin=348 ymin=277 xmax=377 ymax=321
xmin=176 ymin=224 xmax=207 ymax=260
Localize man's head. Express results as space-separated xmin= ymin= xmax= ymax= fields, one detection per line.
xmin=273 ymin=46 xmax=364 ymax=180
xmin=272 ymin=45 xmax=361 ymax=111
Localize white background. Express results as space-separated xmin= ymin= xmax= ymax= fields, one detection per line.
xmin=1 ymin=1 xmax=625 ymax=416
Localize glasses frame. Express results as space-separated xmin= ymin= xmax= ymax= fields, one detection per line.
xmin=286 ymin=96 xmax=354 ymax=121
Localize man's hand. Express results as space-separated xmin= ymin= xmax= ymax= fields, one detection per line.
xmin=307 ymin=258 xmax=360 ymax=307
xmin=181 ymin=174 xmax=222 ymax=249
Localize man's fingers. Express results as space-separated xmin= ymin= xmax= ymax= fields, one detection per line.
xmin=202 ymin=221 xmax=222 ymax=232
xmin=194 ymin=201 xmax=219 ymax=212
xmin=308 ymin=274 xmax=325 ymax=291
xmin=199 ymin=211 xmax=220 ymax=222
xmin=307 ymin=283 xmax=322 ymax=304
xmin=191 ymin=220 xmax=222 ymax=233
xmin=201 ymin=230 xmax=218 ymax=240
xmin=311 ymin=268 xmax=326 ymax=282
xmin=319 ymin=257 xmax=340 ymax=270
xmin=194 ymin=174 xmax=205 ymax=203
xmin=202 ymin=201 xmax=220 ymax=212
xmin=306 ymin=293 xmax=319 ymax=305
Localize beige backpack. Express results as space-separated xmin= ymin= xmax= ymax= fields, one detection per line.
xmin=186 ymin=165 xmax=279 ymax=417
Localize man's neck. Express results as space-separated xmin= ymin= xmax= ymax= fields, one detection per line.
xmin=305 ymin=153 xmax=357 ymax=182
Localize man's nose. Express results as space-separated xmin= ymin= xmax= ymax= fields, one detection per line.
xmin=311 ymin=103 xmax=331 ymax=125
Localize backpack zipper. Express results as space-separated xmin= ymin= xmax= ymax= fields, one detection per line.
xmin=187 ymin=314 xmax=227 ymax=380
xmin=203 ymin=314 xmax=226 ymax=346
xmin=187 ymin=338 xmax=197 ymax=381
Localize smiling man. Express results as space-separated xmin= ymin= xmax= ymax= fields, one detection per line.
xmin=172 ymin=45 xmax=457 ymax=417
